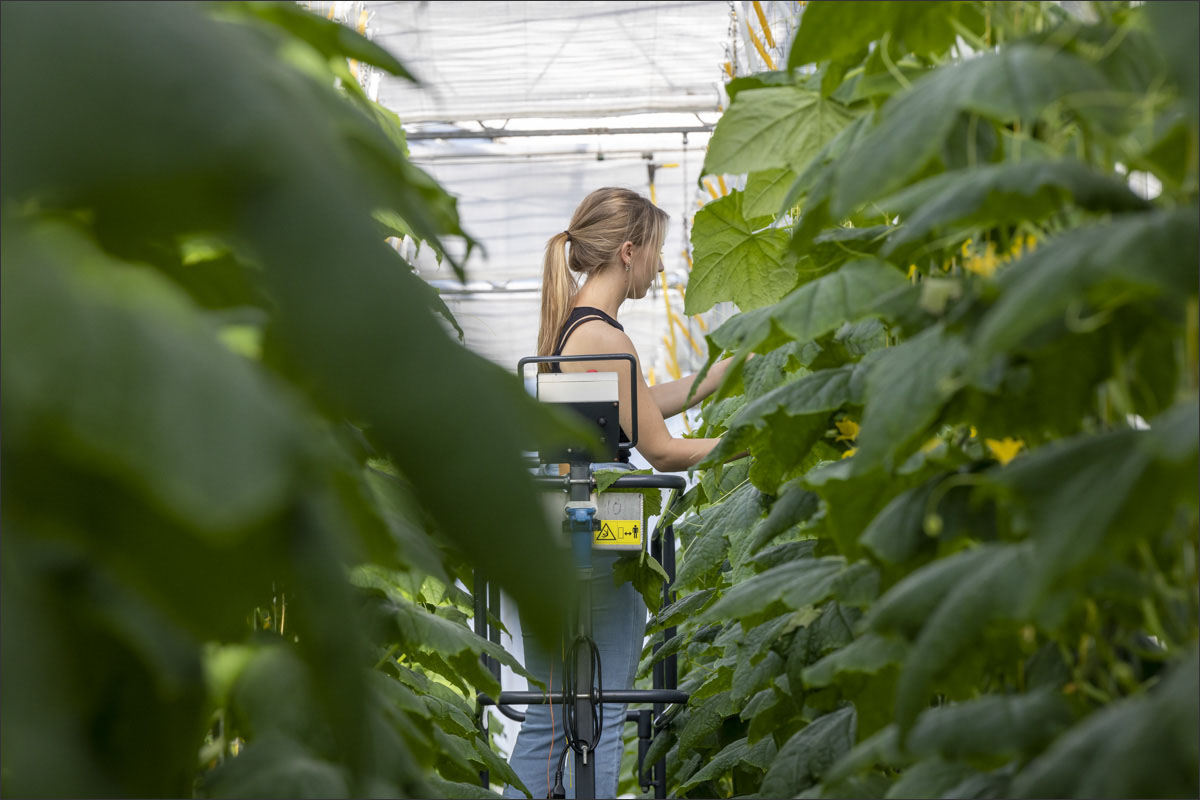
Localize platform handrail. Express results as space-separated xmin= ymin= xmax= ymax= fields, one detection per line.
xmin=518 ymin=353 xmax=640 ymax=453
xmin=477 ymin=689 xmax=689 ymax=706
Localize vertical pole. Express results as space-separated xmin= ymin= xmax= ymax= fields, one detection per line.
xmin=650 ymin=530 xmax=666 ymax=798
xmin=663 ymin=523 xmax=679 ymax=692
xmin=637 ymin=709 xmax=652 ymax=792
xmin=473 ymin=570 xmax=490 ymax=790
xmin=486 ymin=578 xmax=502 ymax=787
xmin=488 ymin=581 xmax=502 ymax=680
xmin=569 ymin=461 xmax=595 ymax=799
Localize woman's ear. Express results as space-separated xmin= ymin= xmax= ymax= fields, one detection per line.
xmin=620 ymin=240 xmax=634 ymax=266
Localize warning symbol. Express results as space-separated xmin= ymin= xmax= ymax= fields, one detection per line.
xmin=593 ymin=520 xmax=643 ymax=548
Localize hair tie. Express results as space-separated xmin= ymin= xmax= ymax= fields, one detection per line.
xmin=563 ymin=230 xmax=571 ymax=242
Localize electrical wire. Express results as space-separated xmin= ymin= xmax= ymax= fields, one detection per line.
xmin=553 ymin=634 xmax=603 ymax=795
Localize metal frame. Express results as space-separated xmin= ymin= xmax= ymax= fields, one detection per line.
xmin=517 ymin=353 xmax=639 ymax=456
xmin=471 ymin=355 xmax=690 ymax=798
xmin=476 ymin=474 xmax=687 ymax=799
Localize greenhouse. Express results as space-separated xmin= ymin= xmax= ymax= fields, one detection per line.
xmin=1 ymin=1 xmax=1197 ymax=799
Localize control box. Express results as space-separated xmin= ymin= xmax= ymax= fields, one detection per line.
xmin=541 ymin=489 xmax=644 ymax=552
xmin=536 ymin=372 xmax=621 ymax=463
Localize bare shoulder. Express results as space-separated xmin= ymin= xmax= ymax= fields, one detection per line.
xmin=562 ymin=318 xmax=637 ymax=356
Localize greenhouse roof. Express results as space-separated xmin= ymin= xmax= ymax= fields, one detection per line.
xmin=308 ymin=0 xmax=798 ymax=379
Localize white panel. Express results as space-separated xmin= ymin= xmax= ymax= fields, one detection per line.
xmin=537 ymin=372 xmax=619 ymax=403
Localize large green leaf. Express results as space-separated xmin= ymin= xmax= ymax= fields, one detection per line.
xmin=986 ymin=401 xmax=1199 ymax=600
xmin=883 ymin=757 xmax=978 ymax=800
xmin=824 ymin=723 xmax=907 ymax=786
xmin=676 ymin=691 xmax=733 ymax=753
xmin=707 ymin=258 xmax=907 ymax=362
xmin=894 ymin=544 xmax=1035 ymax=732
xmin=220 ymin=1 xmax=416 ymax=80
xmin=353 ymin=568 xmax=536 ymax=689
xmin=973 ymin=209 xmax=1200 ymax=361
xmin=745 ymin=168 xmax=799 ymax=219
xmin=788 ymin=1 xmax=978 ymax=70
xmin=612 ymin=550 xmax=670 ymax=614
xmin=805 ymin=462 xmax=923 ymax=560
xmin=906 ymin=688 xmax=1072 ymax=761
xmin=1012 ymin=648 xmax=1199 ymax=799
xmin=676 ymin=735 xmax=777 ymax=792
xmin=724 ymin=70 xmax=795 ymax=103
xmin=802 ymin=633 xmax=907 ymax=689
xmin=702 ymin=86 xmax=854 ymax=176
xmin=748 ymin=479 xmax=821 ymax=554
xmin=648 ymin=588 xmax=716 ymax=634
xmin=867 ymin=545 xmax=1000 ymax=639
xmin=200 ymin=733 xmax=352 ymax=799
xmin=1146 ymin=1 xmax=1200 ymax=119
xmin=880 ymin=160 xmax=1151 ymax=254
xmin=1 ymin=0 xmax=586 ymax=644
xmin=698 ymin=557 xmax=845 ymax=624
xmin=1 ymin=221 xmax=304 ymax=537
xmin=854 ymin=324 xmax=969 ymax=473
xmin=858 ymin=478 xmax=940 ymax=565
xmin=675 ymin=483 xmax=765 ymax=591
xmin=752 ymin=539 xmax=818 ymax=572
xmin=760 ymin=706 xmax=857 ymax=798
xmin=832 ymin=44 xmax=1112 ymax=216
xmin=729 ymin=363 xmax=867 ymax=432
xmin=685 ymin=191 xmax=796 ymax=314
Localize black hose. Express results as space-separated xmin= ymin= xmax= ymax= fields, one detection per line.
xmin=555 ymin=634 xmax=603 ymax=791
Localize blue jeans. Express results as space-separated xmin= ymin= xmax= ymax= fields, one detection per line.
xmin=505 ymin=465 xmax=646 ymax=799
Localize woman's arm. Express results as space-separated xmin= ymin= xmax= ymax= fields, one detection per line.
xmin=649 ymin=357 xmax=737 ymax=419
xmin=560 ymin=328 xmax=741 ymax=472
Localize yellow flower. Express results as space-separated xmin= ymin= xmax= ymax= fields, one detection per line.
xmin=960 ymin=237 xmax=973 ymax=257
xmin=834 ymin=419 xmax=860 ymax=442
xmin=969 ymin=426 xmax=978 ymax=438
xmin=985 ymin=437 xmax=1024 ymax=465
xmin=907 ymin=264 xmax=918 ymax=282
xmin=841 ymin=447 xmax=857 ymax=459
xmin=963 ymin=243 xmax=1000 ymax=279
xmin=1025 ymin=234 xmax=1038 ymax=252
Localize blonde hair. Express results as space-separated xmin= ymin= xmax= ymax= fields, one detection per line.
xmin=537 ymin=187 xmax=669 ymax=372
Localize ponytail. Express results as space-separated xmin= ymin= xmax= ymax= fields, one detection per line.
xmin=537 ymin=230 xmax=575 ymax=372
xmin=536 ymin=188 xmax=669 ymax=372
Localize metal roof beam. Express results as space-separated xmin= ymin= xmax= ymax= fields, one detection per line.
xmin=405 ymin=123 xmax=714 ymax=141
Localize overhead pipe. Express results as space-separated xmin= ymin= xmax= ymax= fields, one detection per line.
xmin=405 ymin=123 xmax=715 ymax=141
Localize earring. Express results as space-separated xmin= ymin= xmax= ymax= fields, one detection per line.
xmin=625 ymin=262 xmax=631 ymax=272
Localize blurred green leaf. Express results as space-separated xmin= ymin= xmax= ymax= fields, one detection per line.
xmin=760 ymin=705 xmax=856 ymax=798
xmin=788 ymin=1 xmax=979 ymax=71
xmin=220 ymin=1 xmax=416 ymax=80
xmin=832 ymin=44 xmax=1112 ymax=216
xmin=973 ymin=209 xmax=1199 ymax=361
xmin=803 ymin=633 xmax=907 ymax=689
xmin=1011 ymin=647 xmax=1199 ymax=798
xmin=880 ymin=160 xmax=1151 ymax=254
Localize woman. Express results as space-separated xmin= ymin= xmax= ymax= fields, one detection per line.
xmin=504 ymin=187 xmax=741 ymax=799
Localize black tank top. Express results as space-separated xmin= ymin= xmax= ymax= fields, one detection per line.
xmin=550 ymin=306 xmax=632 ymax=458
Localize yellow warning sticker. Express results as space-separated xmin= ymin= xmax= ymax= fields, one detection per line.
xmin=593 ymin=519 xmax=642 ymax=548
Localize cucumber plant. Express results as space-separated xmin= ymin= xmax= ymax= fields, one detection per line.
xmin=1 ymin=3 xmax=589 ymax=797
xmin=647 ymin=2 xmax=1199 ymax=797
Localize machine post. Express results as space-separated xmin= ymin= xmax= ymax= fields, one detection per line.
xmin=473 ymin=570 xmax=490 ymax=790
xmin=567 ymin=460 xmax=596 ymax=798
